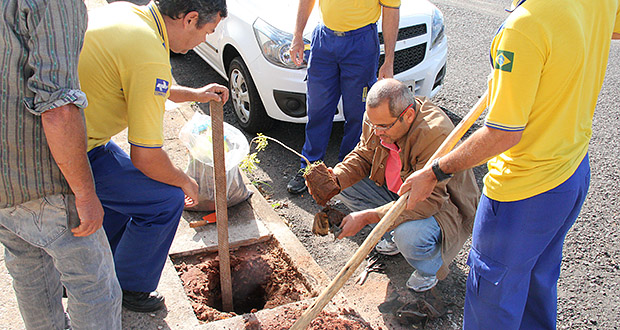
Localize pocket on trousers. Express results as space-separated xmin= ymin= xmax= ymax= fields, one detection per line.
xmin=466 ymin=247 xmax=509 ymax=305
xmin=1 ymin=195 xmax=69 ymax=248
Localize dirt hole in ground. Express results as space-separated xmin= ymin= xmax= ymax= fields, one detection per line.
xmin=172 ymin=239 xmax=312 ymax=322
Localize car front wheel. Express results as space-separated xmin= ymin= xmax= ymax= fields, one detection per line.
xmin=227 ymin=57 xmax=274 ymax=133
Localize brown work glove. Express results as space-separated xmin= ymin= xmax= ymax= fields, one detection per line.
xmin=304 ymin=163 xmax=340 ymax=206
xmin=312 ymin=206 xmax=346 ymax=236
xmin=312 ymin=211 xmax=330 ymax=236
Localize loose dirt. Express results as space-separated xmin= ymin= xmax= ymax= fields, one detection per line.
xmin=172 ymin=240 xmax=311 ymax=322
xmin=242 ymin=305 xmax=373 ymax=330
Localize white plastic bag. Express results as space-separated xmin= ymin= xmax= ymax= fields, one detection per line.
xmin=179 ymin=112 xmax=252 ymax=211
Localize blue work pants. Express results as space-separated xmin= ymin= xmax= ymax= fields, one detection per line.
xmin=464 ymin=154 xmax=590 ymax=330
xmin=300 ymin=23 xmax=379 ymax=167
xmin=88 ymin=141 xmax=184 ymax=292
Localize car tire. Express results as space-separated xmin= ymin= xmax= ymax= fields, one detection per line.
xmin=227 ymin=57 xmax=274 ymax=133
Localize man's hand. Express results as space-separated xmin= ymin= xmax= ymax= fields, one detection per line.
xmin=398 ymin=167 xmax=437 ymax=211
xmin=379 ymin=6 xmax=398 ymax=79
xmin=71 ymin=193 xmax=105 ymax=237
xmin=337 ymin=209 xmax=381 ymax=239
xmin=289 ymin=34 xmax=306 ymax=66
xmin=194 ymin=83 xmax=229 ymax=104
xmin=182 ymin=177 xmax=200 ymax=207
xmin=306 ymin=166 xmax=336 ymax=196
xmin=377 ymin=61 xmax=394 ymax=80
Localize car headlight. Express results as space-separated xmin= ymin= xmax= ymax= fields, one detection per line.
xmin=430 ymin=8 xmax=445 ymax=49
xmin=253 ymin=18 xmax=309 ymax=69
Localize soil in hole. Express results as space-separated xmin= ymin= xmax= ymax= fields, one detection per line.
xmin=172 ymin=240 xmax=311 ymax=322
xmin=243 ymin=305 xmax=373 ymax=330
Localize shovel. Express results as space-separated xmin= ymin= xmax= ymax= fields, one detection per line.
xmin=290 ymin=91 xmax=488 ymax=329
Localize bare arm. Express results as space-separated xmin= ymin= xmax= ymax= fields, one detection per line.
xmin=42 ymin=105 xmax=104 ymax=237
xmin=168 ymin=83 xmax=229 ymax=104
xmin=290 ymin=0 xmax=316 ymax=66
xmin=130 ymin=145 xmax=199 ymax=206
xmin=398 ymin=126 xmax=522 ymax=210
xmin=378 ymin=6 xmax=399 ymax=79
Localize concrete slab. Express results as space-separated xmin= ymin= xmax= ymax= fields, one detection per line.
xmin=170 ymin=201 xmax=272 ymax=257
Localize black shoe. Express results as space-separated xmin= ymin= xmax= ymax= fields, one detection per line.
xmin=287 ymin=170 xmax=307 ymax=194
xmin=122 ymin=290 xmax=165 ymax=313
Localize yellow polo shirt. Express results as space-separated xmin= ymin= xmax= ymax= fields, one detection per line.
xmin=320 ymin=0 xmax=400 ymax=32
xmin=79 ymin=2 xmax=171 ymax=150
xmin=483 ymin=0 xmax=620 ymax=201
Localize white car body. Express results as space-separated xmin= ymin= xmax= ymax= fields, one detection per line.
xmin=194 ymin=0 xmax=447 ymax=132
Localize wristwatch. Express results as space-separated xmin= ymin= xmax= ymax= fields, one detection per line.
xmin=431 ymin=158 xmax=453 ymax=182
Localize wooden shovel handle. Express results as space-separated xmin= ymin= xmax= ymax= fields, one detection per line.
xmin=290 ymin=91 xmax=488 ymax=329
xmin=211 ymin=101 xmax=234 ymax=312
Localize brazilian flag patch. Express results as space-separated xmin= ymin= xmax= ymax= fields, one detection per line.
xmin=494 ymin=50 xmax=514 ymax=72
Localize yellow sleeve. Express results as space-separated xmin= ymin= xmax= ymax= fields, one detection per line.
xmin=615 ymin=9 xmax=620 ymax=33
xmin=485 ymin=28 xmax=544 ymax=131
xmin=380 ymin=0 xmax=400 ymax=8
xmin=121 ymin=62 xmax=171 ymax=148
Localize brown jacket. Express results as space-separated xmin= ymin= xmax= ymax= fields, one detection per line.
xmin=333 ymin=97 xmax=480 ymax=279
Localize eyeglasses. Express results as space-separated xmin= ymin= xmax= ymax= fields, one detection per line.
xmin=364 ymin=103 xmax=414 ymax=131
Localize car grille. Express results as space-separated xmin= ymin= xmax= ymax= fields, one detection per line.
xmin=378 ymin=24 xmax=427 ymax=44
xmin=378 ymin=43 xmax=427 ymax=75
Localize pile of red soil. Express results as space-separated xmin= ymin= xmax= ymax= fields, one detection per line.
xmin=172 ymin=240 xmax=311 ymax=322
xmin=243 ymin=305 xmax=373 ymax=330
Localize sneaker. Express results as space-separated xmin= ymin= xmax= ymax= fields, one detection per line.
xmin=122 ymin=290 xmax=165 ymax=313
xmin=287 ymin=170 xmax=307 ymax=194
xmin=375 ymin=238 xmax=400 ymax=256
xmin=63 ymin=312 xmax=71 ymax=330
xmin=406 ymin=270 xmax=438 ymax=292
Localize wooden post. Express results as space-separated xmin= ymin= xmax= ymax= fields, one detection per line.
xmin=211 ymin=101 xmax=233 ymax=312
xmin=290 ymin=91 xmax=488 ymax=329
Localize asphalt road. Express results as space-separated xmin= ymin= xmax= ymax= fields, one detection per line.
xmin=170 ymin=0 xmax=620 ymax=328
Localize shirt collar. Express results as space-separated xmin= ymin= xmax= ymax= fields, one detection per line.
xmin=147 ymin=2 xmax=169 ymax=52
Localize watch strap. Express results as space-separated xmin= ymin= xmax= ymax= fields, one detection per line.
xmin=431 ymin=158 xmax=453 ymax=182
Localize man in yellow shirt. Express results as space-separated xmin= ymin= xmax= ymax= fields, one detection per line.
xmin=79 ymin=0 xmax=228 ymax=312
xmin=286 ymin=0 xmax=400 ymax=194
xmin=399 ymin=0 xmax=620 ymax=328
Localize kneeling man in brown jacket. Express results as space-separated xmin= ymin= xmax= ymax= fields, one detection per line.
xmin=322 ymin=78 xmax=479 ymax=291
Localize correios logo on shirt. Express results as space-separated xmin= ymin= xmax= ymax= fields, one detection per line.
xmin=154 ymin=78 xmax=169 ymax=96
xmin=494 ymin=50 xmax=514 ymax=72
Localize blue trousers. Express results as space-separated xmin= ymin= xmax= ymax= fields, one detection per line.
xmin=464 ymin=154 xmax=590 ymax=330
xmin=300 ymin=23 xmax=379 ymax=167
xmin=88 ymin=141 xmax=184 ymax=292
xmin=337 ymin=178 xmax=443 ymax=276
